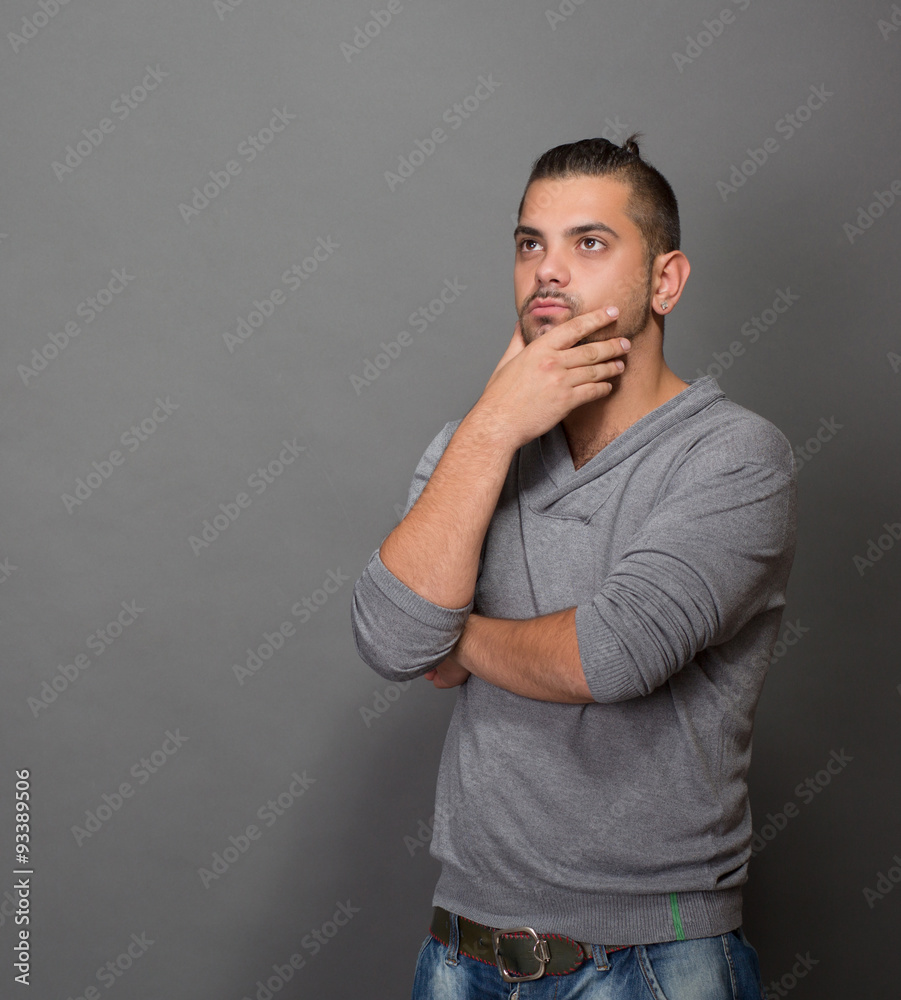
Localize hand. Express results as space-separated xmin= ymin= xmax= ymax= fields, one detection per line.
xmin=471 ymin=308 xmax=631 ymax=451
xmin=487 ymin=320 xmax=528 ymax=377
xmin=424 ymin=655 xmax=471 ymax=690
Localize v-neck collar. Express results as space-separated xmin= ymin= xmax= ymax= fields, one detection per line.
xmin=524 ymin=376 xmax=725 ymax=514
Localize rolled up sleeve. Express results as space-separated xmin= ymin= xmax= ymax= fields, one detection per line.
xmin=351 ymin=420 xmax=471 ymax=680
xmin=351 ymin=550 xmax=472 ymax=680
xmin=576 ymin=461 xmax=796 ymax=703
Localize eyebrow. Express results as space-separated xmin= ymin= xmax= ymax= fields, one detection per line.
xmin=514 ymin=221 xmax=620 ymax=241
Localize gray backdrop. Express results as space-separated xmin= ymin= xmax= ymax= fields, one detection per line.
xmin=2 ymin=0 xmax=900 ymax=997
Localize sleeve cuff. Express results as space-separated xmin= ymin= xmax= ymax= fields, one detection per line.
xmin=366 ymin=550 xmax=473 ymax=626
xmin=575 ymin=603 xmax=646 ymax=703
xmin=351 ymin=550 xmax=473 ymax=680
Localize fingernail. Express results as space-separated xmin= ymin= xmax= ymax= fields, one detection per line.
xmin=620 ymin=338 xmax=631 ymax=350
xmin=606 ymin=306 xmax=619 ymax=317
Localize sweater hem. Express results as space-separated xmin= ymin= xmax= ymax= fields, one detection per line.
xmin=433 ymin=870 xmax=743 ymax=945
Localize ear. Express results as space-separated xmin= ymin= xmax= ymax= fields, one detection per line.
xmin=651 ymin=250 xmax=690 ymax=315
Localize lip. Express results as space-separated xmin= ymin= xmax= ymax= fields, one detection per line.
xmin=528 ymin=300 xmax=570 ymax=315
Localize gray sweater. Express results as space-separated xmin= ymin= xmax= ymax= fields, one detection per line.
xmin=351 ymin=376 xmax=796 ymax=945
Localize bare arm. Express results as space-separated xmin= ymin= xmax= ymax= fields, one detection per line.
xmin=426 ymin=610 xmax=592 ymax=702
xmin=379 ymin=308 xmax=630 ymax=609
xmin=427 ymin=459 xmax=796 ymax=704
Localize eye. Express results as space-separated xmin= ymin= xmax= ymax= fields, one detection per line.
xmin=579 ymin=236 xmax=606 ymax=251
xmin=517 ymin=238 xmax=541 ymax=253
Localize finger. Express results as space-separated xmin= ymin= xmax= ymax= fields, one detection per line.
xmin=559 ymin=336 xmax=632 ymax=369
xmin=491 ymin=322 xmax=527 ymax=375
xmin=545 ymin=306 xmax=622 ymax=350
xmin=567 ymin=358 xmax=626 ymax=387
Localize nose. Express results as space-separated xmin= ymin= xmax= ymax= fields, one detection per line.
xmin=534 ymin=243 xmax=570 ymax=288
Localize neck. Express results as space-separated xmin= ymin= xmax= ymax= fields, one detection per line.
xmin=562 ymin=327 xmax=688 ymax=466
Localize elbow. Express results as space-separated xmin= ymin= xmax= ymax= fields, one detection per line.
xmin=350 ymin=611 xmax=429 ymax=682
xmin=350 ymin=583 xmax=466 ymax=682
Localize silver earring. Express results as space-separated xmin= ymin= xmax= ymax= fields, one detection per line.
xmin=660 ymin=301 xmax=669 ymax=311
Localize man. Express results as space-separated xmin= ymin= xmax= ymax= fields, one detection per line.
xmin=351 ymin=135 xmax=796 ymax=998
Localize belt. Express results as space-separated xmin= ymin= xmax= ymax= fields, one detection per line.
xmin=430 ymin=906 xmax=631 ymax=983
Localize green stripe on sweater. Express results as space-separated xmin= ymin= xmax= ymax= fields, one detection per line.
xmin=669 ymin=893 xmax=686 ymax=941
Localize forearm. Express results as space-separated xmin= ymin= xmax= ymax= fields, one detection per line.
xmin=379 ymin=314 xmax=630 ymax=610
xmin=379 ymin=410 xmax=517 ymax=608
xmin=455 ymin=610 xmax=593 ymax=703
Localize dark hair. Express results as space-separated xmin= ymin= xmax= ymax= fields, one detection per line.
xmin=518 ymin=134 xmax=680 ymax=271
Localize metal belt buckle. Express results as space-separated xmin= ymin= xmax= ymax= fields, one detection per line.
xmin=491 ymin=926 xmax=551 ymax=983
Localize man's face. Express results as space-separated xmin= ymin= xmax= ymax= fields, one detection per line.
xmin=514 ymin=174 xmax=653 ymax=345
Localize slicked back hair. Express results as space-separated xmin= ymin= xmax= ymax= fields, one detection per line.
xmin=518 ymin=134 xmax=681 ymax=272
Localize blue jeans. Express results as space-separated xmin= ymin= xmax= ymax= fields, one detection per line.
xmin=411 ymin=915 xmax=766 ymax=999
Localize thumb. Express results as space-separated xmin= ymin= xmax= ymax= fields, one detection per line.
xmin=490 ymin=321 xmax=527 ymax=377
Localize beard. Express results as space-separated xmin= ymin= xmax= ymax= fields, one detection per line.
xmin=518 ymin=272 xmax=653 ymax=346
